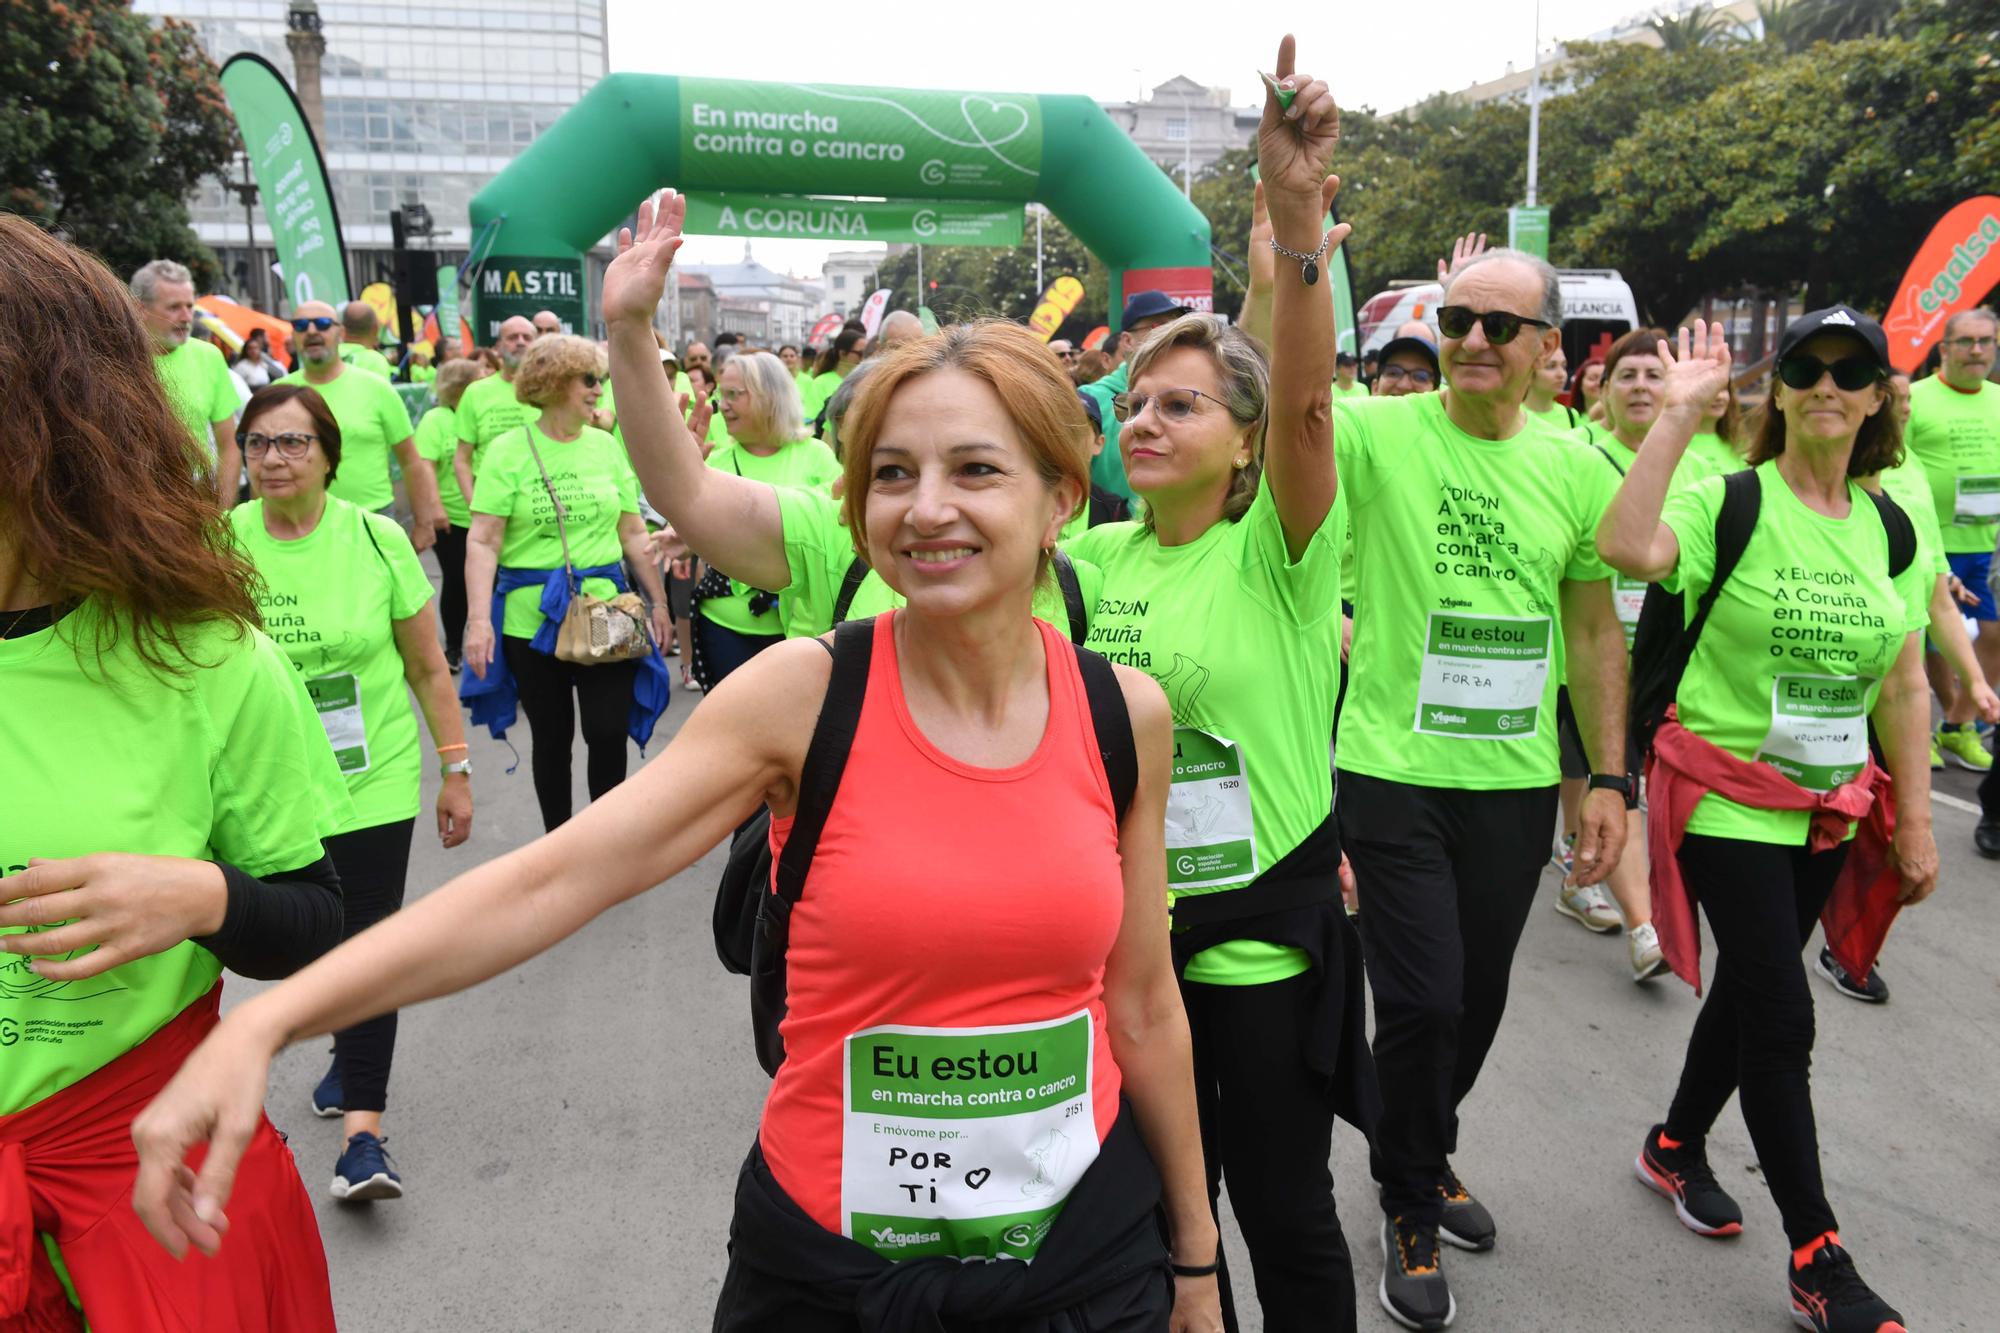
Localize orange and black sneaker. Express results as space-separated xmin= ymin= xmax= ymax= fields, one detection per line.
xmin=1788 ymin=1234 xmax=1907 ymax=1332
xmin=1636 ymin=1124 xmax=1743 ymax=1237
xmin=1379 ymin=1216 xmax=1454 ymax=1330
xmin=1437 ymin=1163 xmax=1496 ymax=1252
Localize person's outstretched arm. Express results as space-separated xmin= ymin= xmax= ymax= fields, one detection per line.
xmin=1597 ymin=323 xmax=1730 ymax=580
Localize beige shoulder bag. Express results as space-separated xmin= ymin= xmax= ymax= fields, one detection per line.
xmin=520 ymin=429 xmax=652 ymax=665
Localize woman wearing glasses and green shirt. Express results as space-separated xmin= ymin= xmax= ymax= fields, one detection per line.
xmin=229 ymin=383 xmax=474 ymax=1204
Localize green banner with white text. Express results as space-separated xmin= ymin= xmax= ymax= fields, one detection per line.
xmin=218 ymin=54 xmax=350 ymax=309
xmin=683 ymin=192 xmax=1022 ymax=247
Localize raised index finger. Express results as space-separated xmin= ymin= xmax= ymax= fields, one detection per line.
xmin=1274 ymin=34 xmax=1296 ymax=83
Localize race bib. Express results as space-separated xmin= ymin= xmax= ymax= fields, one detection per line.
xmin=842 ymin=1012 xmax=1096 ymax=1263
xmin=1612 ymin=576 xmax=1648 ymax=648
xmin=305 ymin=672 xmax=369 ymax=774
xmin=1953 ymin=475 xmax=2000 ymax=525
xmin=1755 ymin=674 xmax=1867 ymax=791
xmin=1414 ymin=612 xmax=1552 ymax=739
xmin=1165 ymin=728 xmax=1257 ymax=890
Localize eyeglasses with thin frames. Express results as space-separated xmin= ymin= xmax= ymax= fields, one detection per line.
xmin=1110 ymin=387 xmax=1229 ymax=424
xmin=242 ymin=432 xmax=318 ymax=459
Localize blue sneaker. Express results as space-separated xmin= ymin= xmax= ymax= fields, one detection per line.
xmin=309 ymin=1057 xmax=344 ymax=1119
xmin=331 ymin=1132 xmax=403 ymax=1201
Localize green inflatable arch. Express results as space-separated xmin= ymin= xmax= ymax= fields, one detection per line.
xmin=468 ymin=74 xmax=1213 ymax=340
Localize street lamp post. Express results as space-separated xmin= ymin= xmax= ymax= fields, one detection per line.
xmin=225 ymin=153 xmax=261 ymax=309
xmin=1178 ymin=92 xmax=1194 ymax=201
xmin=1526 ymin=0 xmax=1542 ymax=209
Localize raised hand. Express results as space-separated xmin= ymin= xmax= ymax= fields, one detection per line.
xmin=1246 ymin=180 xmax=1275 ymax=294
xmin=1657 ymin=321 xmax=1733 ymax=418
xmin=1257 ymin=35 xmax=1339 ymax=203
xmin=1437 ymin=232 xmax=1488 ymax=286
xmin=602 ymin=190 xmax=687 ymax=328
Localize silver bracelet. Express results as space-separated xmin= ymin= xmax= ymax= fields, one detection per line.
xmin=1268 ymin=230 xmax=1332 ymax=286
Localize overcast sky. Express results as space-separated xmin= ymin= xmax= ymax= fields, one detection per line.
xmin=607 ymin=0 xmax=1656 ymax=275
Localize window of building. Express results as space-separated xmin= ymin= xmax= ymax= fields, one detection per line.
xmin=832 ymin=275 xmax=846 ymax=290
xmin=1164 ymin=118 xmax=1188 ymax=142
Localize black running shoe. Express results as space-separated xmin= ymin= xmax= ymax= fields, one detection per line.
xmin=1379 ymin=1216 xmax=1454 ymax=1329
xmin=1788 ymin=1238 xmax=1907 ymax=1332
xmin=1975 ymin=817 xmax=2000 ymax=859
xmin=1437 ymin=1164 xmax=1495 ymax=1251
xmin=1815 ymin=947 xmax=1889 ymax=1004
xmin=1635 ymin=1124 xmax=1743 ymax=1237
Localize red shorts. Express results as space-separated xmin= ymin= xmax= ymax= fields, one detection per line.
xmin=1 ymin=986 xmax=335 ymax=1333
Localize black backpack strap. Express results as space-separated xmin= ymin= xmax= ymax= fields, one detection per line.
xmin=770 ymin=618 xmax=874 ymax=906
xmin=831 ymin=556 xmax=871 ymax=625
xmin=1072 ymin=644 xmax=1137 ymax=823
xmin=1688 ymin=467 xmax=1763 ymax=646
xmin=1590 ymin=441 xmax=1625 ymax=476
xmin=1862 ymin=487 xmax=1918 ymax=580
xmin=1053 ymin=549 xmax=1087 ymax=646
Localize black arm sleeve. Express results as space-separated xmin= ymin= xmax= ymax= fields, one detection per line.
xmin=193 ymin=856 xmax=345 ymax=979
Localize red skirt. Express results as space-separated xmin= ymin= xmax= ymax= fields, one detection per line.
xmin=0 ymin=986 xmax=335 ymax=1333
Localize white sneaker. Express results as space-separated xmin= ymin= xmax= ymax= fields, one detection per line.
xmin=1554 ymin=881 xmax=1621 ymax=933
xmin=1628 ymin=922 xmax=1669 ymax=981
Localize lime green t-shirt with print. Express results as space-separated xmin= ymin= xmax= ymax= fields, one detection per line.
xmin=1 ymin=606 xmax=351 ymax=1116
xmin=1685 ymin=431 xmax=1746 ymax=476
xmin=1069 ymin=483 xmax=1346 ymax=986
xmin=699 ymin=439 xmax=842 ymax=636
xmin=802 ymin=369 xmax=846 ymax=424
xmin=1333 ymin=393 xmax=1617 ymax=791
xmin=1904 ymin=375 xmax=2000 ymax=555
xmin=415 ymin=405 xmax=472 ymax=527
xmin=1331 ymin=380 xmax=1369 ymax=400
xmin=1662 ymin=463 xmax=1930 ymax=845
xmin=155 ymin=338 xmax=240 ymax=464
xmin=1874 ymin=449 xmax=1951 ymax=585
xmin=278 ymin=365 xmax=414 ymax=511
xmin=472 ymin=424 xmax=640 ymax=640
xmin=771 ymin=484 xmax=1103 ymax=640
xmin=456 ymin=372 xmax=542 ymax=476
xmin=230 ymin=498 xmax=436 ymax=834
xmin=340 ymin=343 xmax=395 ymax=379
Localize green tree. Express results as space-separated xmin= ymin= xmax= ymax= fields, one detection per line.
xmin=1 ymin=1 xmax=238 ymax=287
xmin=1648 ymin=5 xmax=1743 ymax=52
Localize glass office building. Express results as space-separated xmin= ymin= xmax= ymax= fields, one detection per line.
xmin=135 ymin=0 xmax=607 ymax=311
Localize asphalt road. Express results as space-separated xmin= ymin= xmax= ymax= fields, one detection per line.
xmin=226 ymin=644 xmax=1999 ymax=1332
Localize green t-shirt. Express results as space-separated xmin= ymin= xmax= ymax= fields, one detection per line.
xmin=415 ymin=405 xmax=472 ymax=527
xmin=471 ymin=424 xmax=640 ymax=639
xmin=457 ymin=372 xmax=542 ymax=476
xmin=771 ymin=484 xmax=1104 ymax=640
xmin=339 ymin=343 xmax=395 ymax=379
xmin=230 ymin=498 xmax=436 ymax=834
xmin=698 ymin=439 xmax=842 ymax=636
xmin=1079 ymin=364 xmax=1135 ymax=503
xmin=1069 ymin=483 xmax=1345 ymax=986
xmin=1662 ymin=463 xmax=1930 ymax=844
xmin=0 ymin=606 xmax=351 ymax=1116
xmin=1333 ymin=393 xmax=1617 ymax=790
xmin=277 ymin=365 xmax=414 ymax=512
xmin=410 ymin=364 xmax=437 ymax=384
xmin=1904 ymin=375 xmax=2000 ymax=555
xmin=1685 ymin=431 xmax=1746 ymax=476
xmin=1875 ymin=449 xmax=1951 ymax=583
xmin=154 ymin=338 xmax=239 ymax=464
xmin=1588 ymin=431 xmax=1728 ymax=649
xmin=1527 ymin=403 xmax=1585 ymax=431
xmin=802 ymin=369 xmax=846 ymax=425
xmin=1331 ymin=380 xmax=1369 ymax=400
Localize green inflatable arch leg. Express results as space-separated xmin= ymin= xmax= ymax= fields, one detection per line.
xmin=468 ymin=74 xmax=1213 ymax=340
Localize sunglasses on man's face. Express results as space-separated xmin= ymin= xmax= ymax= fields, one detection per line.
xmin=292 ymin=316 xmax=335 ymax=332
xmin=1436 ymin=305 xmax=1552 ymax=345
xmin=1776 ymin=354 xmax=1882 ymax=393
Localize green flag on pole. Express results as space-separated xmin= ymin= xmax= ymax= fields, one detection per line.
xmin=218 ymin=54 xmax=350 ymax=309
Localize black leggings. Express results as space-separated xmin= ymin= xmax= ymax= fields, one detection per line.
xmin=1183 ymin=971 xmax=1355 ymax=1333
xmin=501 ymin=637 xmax=638 ymax=832
xmin=434 ymin=523 xmax=469 ymax=659
xmin=324 ymin=817 xmax=416 ymax=1114
xmin=1980 ymin=759 xmax=2000 ymax=819
xmin=1664 ymin=833 xmax=1846 ymax=1249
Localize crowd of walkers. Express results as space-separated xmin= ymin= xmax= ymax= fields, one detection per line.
xmin=7 ymin=31 xmax=1998 ymax=1333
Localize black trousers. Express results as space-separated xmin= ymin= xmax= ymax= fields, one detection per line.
xmin=1183 ymin=971 xmax=1355 ymax=1333
xmin=1664 ymin=834 xmax=1846 ymax=1249
xmin=433 ymin=523 xmax=469 ymax=659
xmin=1980 ymin=759 xmax=2000 ymax=819
xmin=694 ymin=614 xmax=784 ymax=687
xmin=501 ymin=637 xmax=638 ymax=832
xmin=323 ymin=817 xmax=416 ymax=1114
xmin=1337 ymin=771 xmax=1554 ymax=1228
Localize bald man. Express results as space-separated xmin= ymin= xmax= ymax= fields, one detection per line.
xmin=278 ymin=300 xmax=444 ymax=548
xmin=339 ymin=302 xmax=395 ymax=378
xmin=873 ymin=309 xmax=924 ymax=354
xmin=453 ymin=315 xmax=542 ymax=510
xmin=531 ymin=309 xmax=563 ymax=337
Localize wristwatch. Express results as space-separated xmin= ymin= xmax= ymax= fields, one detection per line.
xmin=440 ymin=759 xmax=473 ymax=779
xmin=1588 ymin=772 xmax=1638 ymax=810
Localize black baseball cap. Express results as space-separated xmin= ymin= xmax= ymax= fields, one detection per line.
xmin=1376 ymin=334 xmax=1440 ymax=377
xmin=1336 ymin=351 xmax=1358 ymax=368
xmin=1776 ymin=305 xmax=1889 ymax=373
xmin=1120 ymin=289 xmax=1191 ymax=328
xmin=1076 ymin=390 xmax=1102 ymax=429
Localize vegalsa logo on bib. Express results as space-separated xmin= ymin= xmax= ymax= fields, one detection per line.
xmin=1429 ymin=710 xmax=1468 ymax=727
xmin=870 ymin=1224 xmax=943 ymax=1250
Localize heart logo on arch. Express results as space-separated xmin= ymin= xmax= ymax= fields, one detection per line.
xmin=959 ymin=96 xmax=1031 ymax=155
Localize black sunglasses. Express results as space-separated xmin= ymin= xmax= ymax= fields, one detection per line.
xmin=1436 ymin=305 xmax=1553 ymax=345
xmin=1777 ymin=354 xmax=1882 ymax=392
xmin=580 ymin=373 xmax=601 ymax=388
xmin=291 ymin=316 xmax=335 ymax=332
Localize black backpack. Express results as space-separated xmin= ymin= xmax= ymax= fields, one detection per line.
xmin=831 ymin=548 xmax=1089 ymax=644
xmin=710 ymin=616 xmax=1138 ymax=1076
xmin=1627 ymin=468 xmax=1917 ymax=756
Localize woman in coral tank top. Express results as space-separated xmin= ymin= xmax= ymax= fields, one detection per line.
xmin=128 ymin=190 xmax=1224 ymax=1332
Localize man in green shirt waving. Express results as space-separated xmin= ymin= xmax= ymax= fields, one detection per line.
xmin=132 ymin=259 xmax=241 ymax=505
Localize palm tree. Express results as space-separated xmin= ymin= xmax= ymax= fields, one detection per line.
xmin=1648 ymin=3 xmax=1741 ymax=52
xmin=1749 ymin=0 xmax=1900 ymax=50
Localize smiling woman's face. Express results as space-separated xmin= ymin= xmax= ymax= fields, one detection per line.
xmin=1774 ymin=332 xmax=1885 ymax=447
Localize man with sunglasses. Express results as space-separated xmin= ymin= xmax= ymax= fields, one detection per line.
xmin=1906 ymin=307 xmax=2000 ymax=773
xmin=279 ymin=300 xmax=446 ymax=553
xmin=1331 ymin=248 xmax=1630 ymax=1326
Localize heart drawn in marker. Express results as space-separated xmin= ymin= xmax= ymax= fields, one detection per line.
xmin=964 ymin=1168 xmax=992 ymax=1190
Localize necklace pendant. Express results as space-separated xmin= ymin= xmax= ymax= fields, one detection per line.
xmin=1303 ymin=260 xmax=1320 ymax=286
